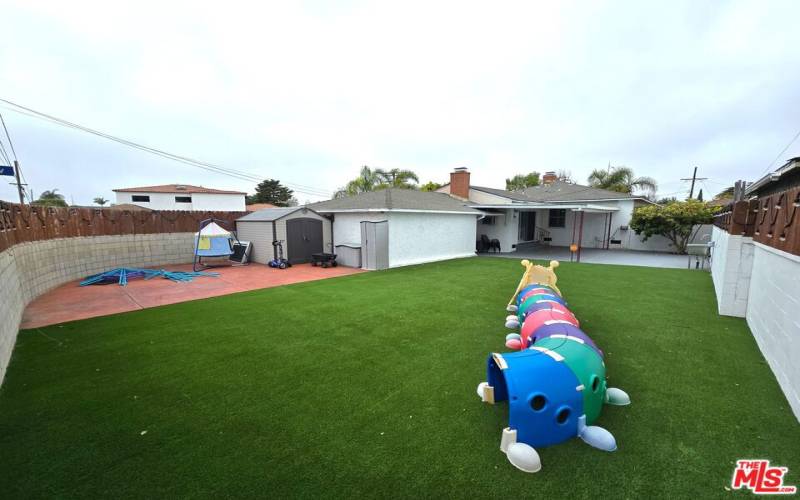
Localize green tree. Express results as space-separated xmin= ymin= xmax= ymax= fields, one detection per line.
xmin=34 ymin=189 xmax=68 ymax=207
xmin=247 ymin=179 xmax=296 ymax=207
xmin=505 ymin=172 xmax=540 ymax=191
xmin=93 ymin=197 xmax=108 ymax=206
xmin=630 ymin=199 xmax=718 ymax=254
xmin=587 ymin=166 xmax=657 ymax=197
xmin=420 ymin=181 xmax=442 ymax=192
xmin=714 ymin=186 xmax=734 ymax=200
xmin=374 ymin=168 xmax=419 ymax=189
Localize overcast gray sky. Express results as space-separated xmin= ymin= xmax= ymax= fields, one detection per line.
xmin=1 ymin=0 xmax=799 ymax=205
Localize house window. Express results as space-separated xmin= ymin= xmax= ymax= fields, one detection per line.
xmin=131 ymin=195 xmax=150 ymax=202
xmin=480 ymin=217 xmax=495 ymax=226
xmin=548 ymin=209 xmax=566 ymax=228
xmin=175 ymin=196 xmax=192 ymax=203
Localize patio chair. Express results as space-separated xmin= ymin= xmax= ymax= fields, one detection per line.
xmin=481 ymin=235 xmax=501 ymax=253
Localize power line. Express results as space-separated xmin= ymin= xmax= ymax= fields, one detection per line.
xmin=0 ymin=99 xmax=333 ymax=198
xmin=761 ymin=127 xmax=800 ymax=175
xmin=0 ymin=112 xmax=18 ymax=161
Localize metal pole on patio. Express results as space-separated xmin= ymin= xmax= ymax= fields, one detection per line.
xmin=577 ymin=211 xmax=585 ymax=262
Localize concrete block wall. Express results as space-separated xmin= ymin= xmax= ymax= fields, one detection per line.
xmin=710 ymin=226 xmax=754 ymax=317
xmin=746 ymin=243 xmax=800 ymax=420
xmin=0 ymin=232 xmax=196 ymax=385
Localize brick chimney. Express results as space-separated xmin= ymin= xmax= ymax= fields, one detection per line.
xmin=449 ymin=167 xmax=471 ymax=199
xmin=542 ymin=171 xmax=557 ymax=185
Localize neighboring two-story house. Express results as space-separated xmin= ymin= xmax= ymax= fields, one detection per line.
xmin=113 ymin=184 xmax=246 ymax=212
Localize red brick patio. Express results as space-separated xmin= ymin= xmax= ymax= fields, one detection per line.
xmin=21 ymin=263 xmax=364 ymax=329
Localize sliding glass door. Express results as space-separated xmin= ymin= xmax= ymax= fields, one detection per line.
xmin=518 ymin=211 xmax=537 ymax=242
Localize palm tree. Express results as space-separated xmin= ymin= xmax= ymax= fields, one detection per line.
xmin=374 ymin=168 xmax=419 ymax=189
xmin=587 ymin=166 xmax=657 ymax=197
xmin=93 ymin=197 xmax=109 ymax=206
xmin=34 ymin=189 xmax=68 ymax=207
xmin=334 ymin=166 xmax=383 ymax=198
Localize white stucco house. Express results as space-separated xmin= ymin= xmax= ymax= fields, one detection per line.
xmin=308 ymin=189 xmax=483 ymax=269
xmin=113 ymin=184 xmax=247 ymax=211
xmin=436 ymin=168 xmax=674 ymax=253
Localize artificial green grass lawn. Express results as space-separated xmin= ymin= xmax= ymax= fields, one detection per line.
xmin=1 ymin=258 xmax=798 ymax=498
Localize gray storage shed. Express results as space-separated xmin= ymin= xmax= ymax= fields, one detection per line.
xmin=236 ymin=207 xmax=332 ymax=264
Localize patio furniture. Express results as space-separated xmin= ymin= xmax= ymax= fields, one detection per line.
xmin=311 ymin=253 xmax=338 ymax=268
xmin=480 ymin=235 xmax=501 ymax=253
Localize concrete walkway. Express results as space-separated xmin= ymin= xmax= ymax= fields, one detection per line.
xmin=483 ymin=245 xmax=700 ymax=269
xmin=22 ymin=263 xmax=364 ymax=329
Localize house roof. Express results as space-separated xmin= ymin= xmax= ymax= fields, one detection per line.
xmin=308 ymin=188 xmax=483 ymax=214
xmin=236 ymin=207 xmax=310 ymax=222
xmin=746 ymin=157 xmax=800 ymax=196
xmin=521 ymin=181 xmax=638 ymax=202
xmin=467 ymin=181 xmax=642 ymax=203
xmin=470 ymin=185 xmax=532 ymax=201
xmin=246 ymin=203 xmax=278 ymax=211
xmin=113 ymin=184 xmax=246 ymax=195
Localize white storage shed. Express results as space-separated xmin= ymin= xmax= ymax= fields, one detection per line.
xmin=236 ymin=207 xmax=332 ymax=265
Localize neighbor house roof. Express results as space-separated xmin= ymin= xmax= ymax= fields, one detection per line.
xmin=308 ymin=188 xmax=483 ymax=214
xmin=113 ymin=184 xmax=246 ymax=195
xmin=746 ymin=156 xmax=800 ymax=196
xmin=246 ymin=203 xmax=278 ymax=211
xmin=237 ymin=207 xmax=315 ymax=222
xmin=470 ymin=185 xmax=532 ymax=201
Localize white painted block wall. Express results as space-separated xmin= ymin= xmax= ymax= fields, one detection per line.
xmin=710 ymin=226 xmax=753 ymax=317
xmin=746 ymin=243 xmax=800 ymax=420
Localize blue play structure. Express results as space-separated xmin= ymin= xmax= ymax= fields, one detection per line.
xmin=80 ymin=268 xmax=219 ymax=286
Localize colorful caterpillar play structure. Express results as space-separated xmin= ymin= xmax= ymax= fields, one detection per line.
xmin=476 ymin=260 xmax=631 ymax=473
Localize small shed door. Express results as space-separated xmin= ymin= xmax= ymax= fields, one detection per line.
xmin=286 ymin=218 xmax=323 ymax=264
xmin=360 ymin=220 xmax=389 ymax=270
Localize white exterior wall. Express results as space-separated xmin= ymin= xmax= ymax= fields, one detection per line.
xmin=387 ymin=212 xmax=477 ymax=267
xmin=710 ymin=225 xmax=800 ymax=421
xmin=476 ymin=210 xmax=517 ymax=252
xmin=115 ymin=192 xmax=245 ymax=211
xmin=746 ymin=243 xmax=800 ymax=420
xmin=331 ymin=212 xmax=388 ymax=247
xmin=710 ymin=226 xmax=754 ymax=317
xmin=329 ymin=211 xmax=476 ymax=268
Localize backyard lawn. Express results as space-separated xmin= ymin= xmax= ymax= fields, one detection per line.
xmin=0 ymin=258 xmax=798 ymax=498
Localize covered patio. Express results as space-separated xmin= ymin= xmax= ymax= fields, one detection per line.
xmin=483 ymin=243 xmax=690 ymax=269
xmin=473 ymin=203 xmax=619 ymax=259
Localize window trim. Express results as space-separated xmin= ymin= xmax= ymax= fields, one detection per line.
xmin=131 ymin=195 xmax=151 ymax=202
xmin=175 ymin=196 xmax=192 ymax=203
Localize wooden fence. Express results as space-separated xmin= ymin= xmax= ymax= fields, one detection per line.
xmin=0 ymin=201 xmax=247 ymax=254
xmin=713 ymin=186 xmax=800 ymax=256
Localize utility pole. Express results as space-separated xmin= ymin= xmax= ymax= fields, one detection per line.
xmin=681 ymin=166 xmax=708 ymax=199
xmin=13 ymin=160 xmax=25 ymax=205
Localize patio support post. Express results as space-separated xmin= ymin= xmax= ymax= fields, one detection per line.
xmin=570 ymin=210 xmax=578 ymax=262
xmin=605 ymin=212 xmax=612 ymax=249
xmin=577 ymin=211 xmax=585 ymax=262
